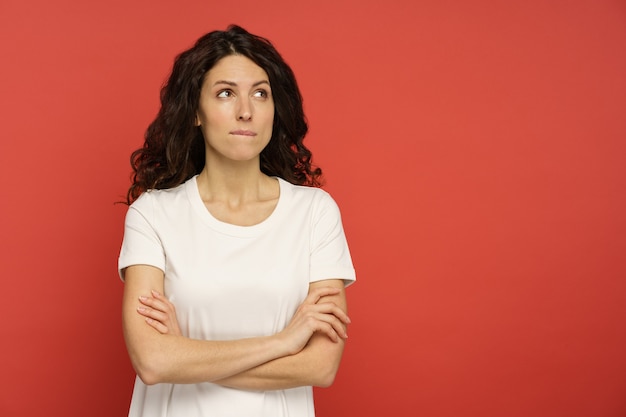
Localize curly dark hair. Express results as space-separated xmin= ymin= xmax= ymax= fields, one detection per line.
xmin=126 ymin=25 xmax=322 ymax=204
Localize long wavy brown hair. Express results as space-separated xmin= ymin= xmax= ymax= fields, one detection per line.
xmin=126 ymin=25 xmax=322 ymax=204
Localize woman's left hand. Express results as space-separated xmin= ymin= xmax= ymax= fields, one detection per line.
xmin=137 ymin=290 xmax=182 ymax=336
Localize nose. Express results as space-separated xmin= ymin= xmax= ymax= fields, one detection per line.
xmin=237 ymin=97 xmax=252 ymax=121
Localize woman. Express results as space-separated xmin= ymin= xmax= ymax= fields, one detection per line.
xmin=118 ymin=25 xmax=356 ymax=416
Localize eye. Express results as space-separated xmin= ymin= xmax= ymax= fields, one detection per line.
xmin=217 ymin=89 xmax=233 ymax=98
xmin=253 ymin=89 xmax=269 ymax=99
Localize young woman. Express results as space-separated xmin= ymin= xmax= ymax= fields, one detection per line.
xmin=118 ymin=25 xmax=356 ymax=416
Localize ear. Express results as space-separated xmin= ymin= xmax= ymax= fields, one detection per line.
xmin=195 ymin=114 xmax=201 ymax=126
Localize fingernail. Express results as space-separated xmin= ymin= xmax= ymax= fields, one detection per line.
xmin=139 ymin=296 xmax=147 ymax=302
xmin=137 ymin=307 xmax=146 ymax=313
xmin=151 ymin=290 xmax=161 ymax=297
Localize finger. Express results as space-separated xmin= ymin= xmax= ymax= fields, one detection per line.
xmin=151 ymin=290 xmax=177 ymax=311
xmin=137 ymin=307 xmax=162 ymax=316
xmin=301 ymin=304 xmax=349 ymax=338
xmin=314 ymin=302 xmax=351 ymax=324
xmin=304 ymin=287 xmax=342 ymax=305
xmin=145 ymin=317 xmax=169 ymax=334
xmin=313 ymin=320 xmax=341 ymax=343
xmin=300 ymin=302 xmax=351 ymax=325
xmin=139 ymin=295 xmax=173 ymax=314
xmin=314 ymin=312 xmax=348 ymax=339
xmin=151 ymin=289 xmax=173 ymax=308
xmin=139 ymin=305 xmax=173 ymax=334
xmin=297 ymin=307 xmax=348 ymax=340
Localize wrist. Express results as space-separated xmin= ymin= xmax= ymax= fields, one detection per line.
xmin=269 ymin=332 xmax=298 ymax=358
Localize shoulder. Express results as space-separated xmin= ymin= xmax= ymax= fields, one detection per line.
xmin=279 ymin=179 xmax=342 ymax=219
xmin=280 ymin=178 xmax=334 ymax=204
xmin=129 ymin=179 xmax=191 ymax=214
xmin=279 ymin=178 xmax=335 ymax=205
xmin=125 ymin=179 xmax=194 ymax=229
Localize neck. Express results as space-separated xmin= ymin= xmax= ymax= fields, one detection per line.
xmin=197 ymin=159 xmax=274 ymax=204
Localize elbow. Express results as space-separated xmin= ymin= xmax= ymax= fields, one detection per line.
xmin=313 ymin=360 xmax=340 ymax=388
xmin=308 ymin=336 xmax=345 ymax=388
xmin=135 ymin=366 xmax=161 ymax=386
xmin=130 ymin=351 xmax=169 ymax=386
xmin=315 ymin=373 xmax=336 ymax=389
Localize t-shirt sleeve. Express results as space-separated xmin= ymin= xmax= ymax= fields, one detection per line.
xmin=310 ymin=192 xmax=356 ymax=287
xmin=118 ymin=195 xmax=165 ymax=281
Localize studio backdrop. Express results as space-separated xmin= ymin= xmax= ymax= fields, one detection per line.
xmin=1 ymin=0 xmax=625 ymax=416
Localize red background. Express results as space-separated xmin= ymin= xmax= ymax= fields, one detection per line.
xmin=2 ymin=1 xmax=625 ymax=416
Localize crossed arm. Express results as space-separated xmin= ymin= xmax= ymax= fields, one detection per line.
xmin=122 ymin=264 xmax=350 ymax=389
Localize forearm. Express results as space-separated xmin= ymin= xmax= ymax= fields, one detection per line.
xmin=126 ymin=330 xmax=292 ymax=385
xmin=123 ymin=265 xmax=291 ymax=385
xmin=125 ymin=268 xmax=350 ymax=387
xmin=215 ymin=279 xmax=350 ymax=391
xmin=215 ymin=333 xmax=345 ymax=390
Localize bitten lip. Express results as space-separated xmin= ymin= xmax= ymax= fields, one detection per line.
xmin=230 ymin=129 xmax=257 ymax=136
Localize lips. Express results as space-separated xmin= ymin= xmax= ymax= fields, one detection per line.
xmin=230 ymin=129 xmax=257 ymax=136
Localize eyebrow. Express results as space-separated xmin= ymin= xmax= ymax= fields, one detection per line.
xmin=212 ymin=80 xmax=270 ymax=88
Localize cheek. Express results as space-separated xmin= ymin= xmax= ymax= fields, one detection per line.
xmin=263 ymin=107 xmax=275 ymax=129
xmin=205 ymin=110 xmax=229 ymax=128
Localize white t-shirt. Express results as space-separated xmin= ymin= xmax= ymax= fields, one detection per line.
xmin=118 ymin=175 xmax=356 ymax=417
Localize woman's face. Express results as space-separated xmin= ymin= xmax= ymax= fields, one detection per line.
xmin=196 ymin=54 xmax=274 ymax=165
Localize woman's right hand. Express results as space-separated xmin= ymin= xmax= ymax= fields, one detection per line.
xmin=277 ymin=286 xmax=351 ymax=356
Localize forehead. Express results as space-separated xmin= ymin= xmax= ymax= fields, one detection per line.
xmin=205 ymin=55 xmax=269 ymax=85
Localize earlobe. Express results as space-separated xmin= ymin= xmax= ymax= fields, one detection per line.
xmin=195 ymin=115 xmax=201 ymax=126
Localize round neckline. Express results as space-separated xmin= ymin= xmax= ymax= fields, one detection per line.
xmin=185 ymin=175 xmax=290 ymax=238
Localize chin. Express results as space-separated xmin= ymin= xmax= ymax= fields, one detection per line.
xmin=226 ymin=152 xmax=264 ymax=163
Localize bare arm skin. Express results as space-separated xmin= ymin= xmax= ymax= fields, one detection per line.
xmin=124 ymin=265 xmax=349 ymax=386
xmin=214 ymin=279 xmax=349 ymax=390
